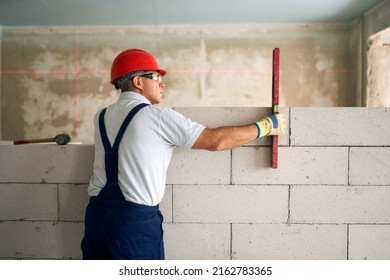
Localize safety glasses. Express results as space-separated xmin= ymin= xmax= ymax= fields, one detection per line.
xmin=138 ymin=73 xmax=163 ymax=84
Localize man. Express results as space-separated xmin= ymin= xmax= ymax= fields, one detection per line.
xmin=81 ymin=48 xmax=285 ymax=260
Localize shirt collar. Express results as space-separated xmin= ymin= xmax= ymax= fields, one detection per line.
xmin=119 ymin=91 xmax=151 ymax=105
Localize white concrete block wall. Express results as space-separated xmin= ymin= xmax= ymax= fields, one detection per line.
xmin=0 ymin=107 xmax=389 ymax=260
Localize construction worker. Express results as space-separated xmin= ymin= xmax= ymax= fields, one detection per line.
xmin=81 ymin=49 xmax=285 ymax=259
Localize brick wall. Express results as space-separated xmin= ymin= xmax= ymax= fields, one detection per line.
xmin=0 ymin=107 xmax=389 ymax=259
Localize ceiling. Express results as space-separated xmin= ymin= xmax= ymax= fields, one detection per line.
xmin=0 ymin=0 xmax=385 ymax=26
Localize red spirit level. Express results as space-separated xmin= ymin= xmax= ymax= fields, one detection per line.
xmin=271 ymin=48 xmax=280 ymax=169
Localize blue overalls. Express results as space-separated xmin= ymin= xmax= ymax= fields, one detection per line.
xmin=81 ymin=103 xmax=165 ymax=260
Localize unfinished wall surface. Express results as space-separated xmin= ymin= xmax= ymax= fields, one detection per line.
xmin=0 ymin=107 xmax=389 ymax=260
xmin=366 ymin=27 xmax=390 ymax=107
xmin=1 ymin=1 xmax=390 ymax=145
xmin=0 ymin=23 xmax=358 ymax=144
xmin=361 ymin=0 xmax=390 ymax=106
xmin=0 ymin=30 xmax=2 ymax=140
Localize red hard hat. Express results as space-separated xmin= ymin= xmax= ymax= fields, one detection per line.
xmin=110 ymin=49 xmax=166 ymax=84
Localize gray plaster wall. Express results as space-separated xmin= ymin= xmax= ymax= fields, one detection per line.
xmin=0 ymin=1 xmax=389 ymax=144
xmin=0 ymin=24 xmax=358 ymax=144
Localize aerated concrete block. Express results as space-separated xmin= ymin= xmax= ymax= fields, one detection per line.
xmin=0 ymin=221 xmax=83 ymax=259
xmin=0 ymin=184 xmax=58 ymax=221
xmin=164 ymin=223 xmax=230 ymax=260
xmin=232 ymin=147 xmax=348 ymax=185
xmin=167 ymin=148 xmax=231 ymax=184
xmin=349 ymin=225 xmax=390 ymax=260
xmin=291 ymin=108 xmax=390 ymax=146
xmin=232 ymin=224 xmax=347 ymax=260
xmin=0 ymin=145 xmax=94 ymax=183
xmin=59 ymin=184 xmax=89 ymax=221
xmin=173 ymin=185 xmax=288 ymax=223
xmin=290 ymin=185 xmax=390 ymax=224
xmin=349 ymin=147 xmax=390 ymax=185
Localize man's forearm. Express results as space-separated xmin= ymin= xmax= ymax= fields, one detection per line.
xmin=192 ymin=124 xmax=258 ymax=151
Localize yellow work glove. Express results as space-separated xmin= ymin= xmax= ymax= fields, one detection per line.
xmin=255 ymin=114 xmax=286 ymax=138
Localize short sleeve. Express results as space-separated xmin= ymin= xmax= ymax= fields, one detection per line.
xmin=158 ymin=108 xmax=205 ymax=149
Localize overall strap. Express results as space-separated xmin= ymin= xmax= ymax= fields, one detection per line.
xmin=113 ymin=103 xmax=149 ymax=150
xmin=98 ymin=103 xmax=149 ymax=183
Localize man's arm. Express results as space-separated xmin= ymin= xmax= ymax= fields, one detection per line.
xmin=192 ymin=114 xmax=286 ymax=151
xmin=192 ymin=124 xmax=258 ymax=151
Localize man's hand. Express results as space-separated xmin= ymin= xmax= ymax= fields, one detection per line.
xmin=255 ymin=114 xmax=286 ymax=138
xmin=268 ymin=114 xmax=286 ymax=136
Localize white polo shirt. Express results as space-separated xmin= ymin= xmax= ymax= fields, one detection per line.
xmin=88 ymin=92 xmax=205 ymax=206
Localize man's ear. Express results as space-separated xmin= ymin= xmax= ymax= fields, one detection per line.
xmin=132 ymin=76 xmax=143 ymax=89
